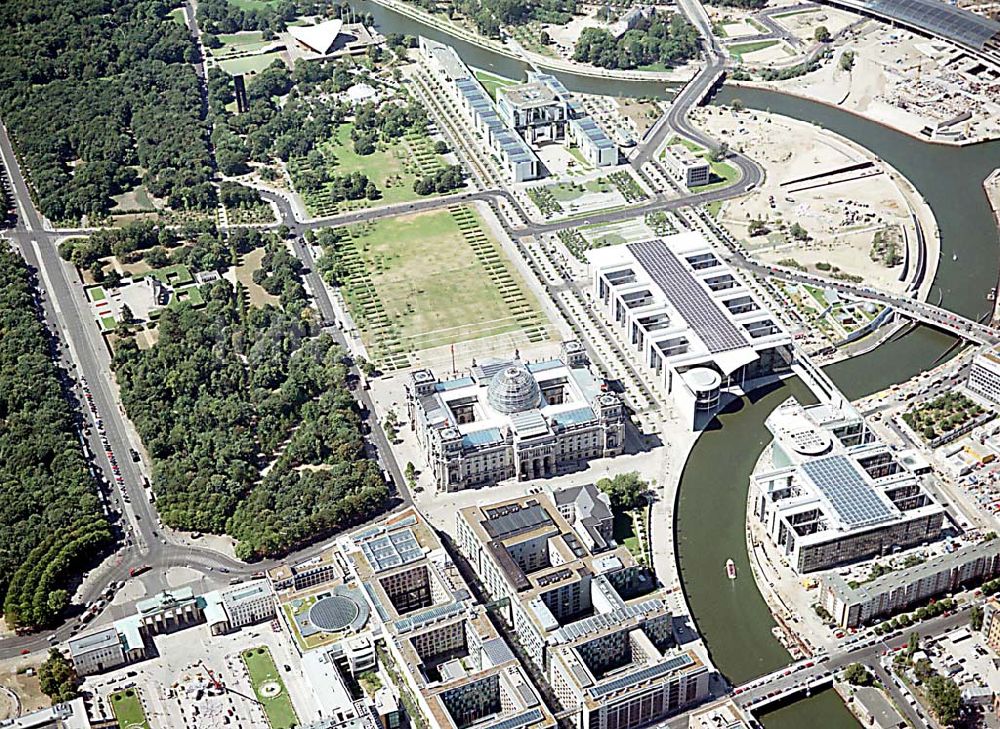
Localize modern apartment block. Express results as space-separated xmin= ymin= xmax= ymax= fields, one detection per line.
xmin=268 ymin=549 xmax=344 ymax=593
xmin=983 ymin=596 xmax=1000 ymax=654
xmin=587 ymin=234 xmax=794 ymax=428
xmin=966 ymin=344 xmax=1000 ymax=408
xmin=751 ymin=398 xmax=947 ymax=573
xmin=456 ymin=495 xmax=709 ymax=729
xmin=406 ymin=342 xmax=625 ymax=492
xmin=343 ymin=508 xmax=553 ymax=729
xmin=822 ymin=539 xmax=1000 ymax=628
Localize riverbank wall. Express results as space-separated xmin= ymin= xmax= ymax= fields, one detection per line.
xmin=725 ymin=80 xmax=994 ymax=149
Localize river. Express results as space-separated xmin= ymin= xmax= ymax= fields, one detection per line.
xmin=348 ymin=2 xmax=1000 ymax=723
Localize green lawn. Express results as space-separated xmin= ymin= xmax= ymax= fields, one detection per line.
xmin=690 ymin=159 xmax=740 ymax=193
xmin=729 ymin=39 xmax=780 ymax=59
xmin=242 ymin=647 xmax=298 ymax=729
xmin=211 ymin=31 xmax=273 ymax=58
xmin=168 ymin=7 xmax=185 ymax=24
xmin=666 ymin=136 xmax=704 ymax=154
xmin=147 ymin=264 xmax=194 ymax=286
xmin=474 ymin=70 xmax=519 ymax=100
xmin=227 ymin=0 xmax=281 ymax=9
xmin=333 ymin=208 xmax=547 ymax=359
xmin=110 ymin=689 xmax=150 ymax=729
xmin=298 ymin=124 xmax=446 ymax=216
xmin=218 ymin=51 xmax=283 ymax=76
xmin=87 ymin=286 xmax=107 ymax=302
xmin=613 ymin=509 xmax=641 ymax=556
xmin=706 ymin=200 xmax=723 ymax=218
xmin=548 ymin=183 xmax=585 ymax=202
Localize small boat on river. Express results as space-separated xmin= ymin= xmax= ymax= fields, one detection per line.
xmin=726 ymin=559 xmax=737 ymax=580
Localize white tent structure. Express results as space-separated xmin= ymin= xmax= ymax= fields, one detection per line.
xmin=288 ymin=19 xmax=344 ymax=54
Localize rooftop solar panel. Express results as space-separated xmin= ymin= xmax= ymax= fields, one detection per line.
xmin=801 ymin=455 xmax=896 ymax=528
xmin=587 ymin=654 xmax=695 ymax=698
xmin=482 ymin=708 xmax=544 ymax=729
xmin=360 ymin=527 xmax=423 ymax=572
xmin=628 ymin=240 xmax=749 ymax=353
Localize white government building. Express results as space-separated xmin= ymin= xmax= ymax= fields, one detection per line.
xmin=419 ymin=38 xmax=617 ymax=181
xmin=587 ymin=234 xmax=794 ymax=428
xmin=751 ymin=397 xmax=947 ymax=573
xmin=406 ymin=342 xmax=625 ymax=492
xmin=966 ymin=344 xmax=1000 ymax=408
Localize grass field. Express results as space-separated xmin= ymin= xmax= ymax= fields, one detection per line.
xmin=211 ymin=31 xmax=273 ymax=58
xmin=87 ymin=286 xmax=107 ymax=302
xmin=474 ymin=70 xmax=519 ymax=100
xmin=613 ymin=510 xmax=641 ymax=556
xmin=226 ymin=0 xmax=281 ymax=9
xmin=147 ymin=264 xmax=194 ymax=286
xmin=328 ymin=207 xmax=548 ymax=368
xmin=691 ymin=159 xmax=740 ymax=193
xmin=242 ymin=647 xmax=298 ymax=729
xmin=729 ymin=39 xmax=780 ymax=59
xmin=298 ymin=124 xmax=446 ymax=216
xmin=234 ymin=248 xmax=280 ymax=308
xmin=168 ymin=6 xmax=185 ymax=24
xmin=219 ymin=51 xmax=283 ymax=76
xmin=110 ymin=689 xmax=149 ymax=729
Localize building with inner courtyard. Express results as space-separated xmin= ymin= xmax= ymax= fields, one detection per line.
xmin=406 ymin=342 xmax=625 ymax=492
xmin=455 ymin=494 xmax=710 ymax=729
xmin=751 ymin=397 xmax=947 ymax=573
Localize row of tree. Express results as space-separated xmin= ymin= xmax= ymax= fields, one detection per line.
xmin=573 ymin=13 xmax=701 ymax=70
xmin=0 ymin=0 xmax=215 ymax=222
xmin=0 ymin=249 xmax=110 ymax=629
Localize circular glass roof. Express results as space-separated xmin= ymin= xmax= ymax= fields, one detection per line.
xmin=309 ymin=595 xmax=361 ymax=633
xmin=487 ymin=365 xmax=541 ymax=414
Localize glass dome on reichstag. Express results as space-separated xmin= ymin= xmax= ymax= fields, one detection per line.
xmin=487 ymin=364 xmax=541 ymax=414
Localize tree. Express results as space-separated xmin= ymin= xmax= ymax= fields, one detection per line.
xmin=925 ymin=674 xmax=961 ymax=725
xmin=539 ymin=30 xmax=551 ymax=45
xmin=843 ymin=663 xmax=872 ymax=686
xmin=730 ymin=98 xmax=745 ymax=112
xmin=840 ymin=50 xmax=855 ymax=71
xmin=970 ymin=605 xmax=983 ymax=631
xmin=597 ymin=472 xmax=648 ymax=510
xmin=709 ymin=141 xmax=729 ymax=162
xmin=789 ymin=222 xmax=809 ymax=241
xmin=814 ymin=25 xmax=831 ymax=43
xmin=748 ymin=218 xmax=768 ymax=237
xmin=433 ymin=140 xmax=449 ymax=155
xmin=39 ymin=649 xmax=80 ymax=704
xmin=405 ymin=462 xmax=417 ymax=487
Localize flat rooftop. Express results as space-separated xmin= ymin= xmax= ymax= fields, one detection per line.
xmin=500 ymin=82 xmax=559 ymax=108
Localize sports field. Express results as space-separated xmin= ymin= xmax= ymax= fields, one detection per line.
xmin=242 ymin=646 xmax=298 ymax=729
xmin=330 ymin=207 xmax=548 ymax=368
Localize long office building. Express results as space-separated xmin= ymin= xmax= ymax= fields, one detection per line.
xmin=342 ymin=508 xmax=554 ymax=729
xmin=419 ymin=38 xmax=617 ymax=180
xmin=966 ymin=344 xmax=1000 ymax=408
xmin=419 ymin=37 xmax=540 ymax=182
xmin=457 ymin=495 xmax=710 ymax=729
xmin=751 ymin=397 xmax=947 ymax=574
xmin=822 ymin=539 xmax=1000 ymax=628
xmin=406 ymin=341 xmax=625 ymax=491
xmin=587 ymin=234 xmax=794 ymax=428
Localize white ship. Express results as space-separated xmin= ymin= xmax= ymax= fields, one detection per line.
xmin=726 ymin=558 xmax=737 ymax=580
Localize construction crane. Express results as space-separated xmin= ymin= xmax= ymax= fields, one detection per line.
xmin=199 ymin=660 xmax=224 ymax=692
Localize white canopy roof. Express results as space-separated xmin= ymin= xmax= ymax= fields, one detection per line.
xmin=289 ymin=19 xmax=344 ymax=54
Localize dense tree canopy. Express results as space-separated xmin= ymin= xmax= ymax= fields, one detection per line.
xmin=573 ymin=13 xmax=700 ymax=70
xmin=0 ymin=0 xmax=216 ymax=222
xmin=39 ymin=649 xmax=81 ymax=704
xmin=597 ymin=472 xmax=649 ymax=510
xmin=113 ymin=250 xmax=388 ymax=559
xmin=0 ymin=249 xmax=111 ymax=629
